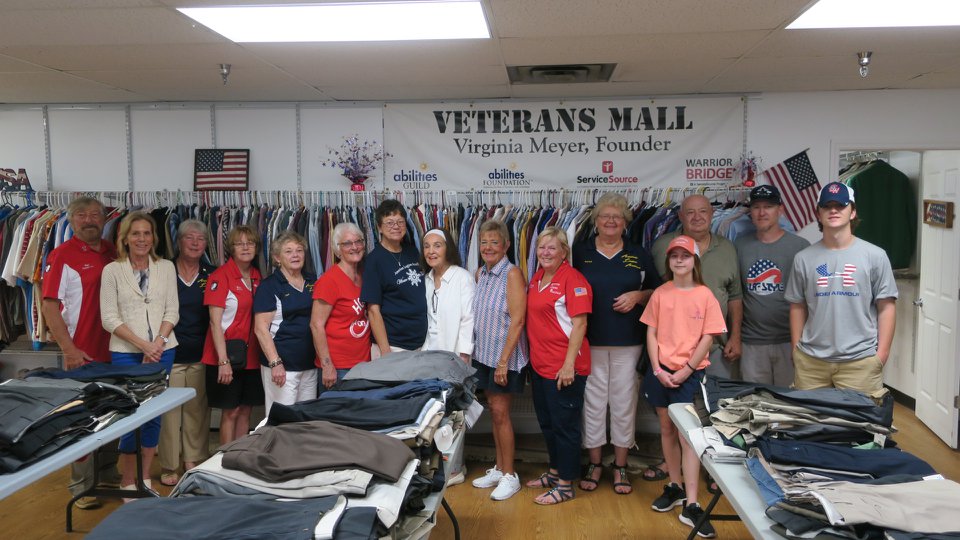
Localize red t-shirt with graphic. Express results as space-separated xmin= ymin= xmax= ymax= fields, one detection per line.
xmin=313 ymin=264 xmax=371 ymax=369
xmin=201 ymin=258 xmax=261 ymax=369
xmin=42 ymin=237 xmax=116 ymax=363
xmin=526 ymin=261 xmax=593 ymax=378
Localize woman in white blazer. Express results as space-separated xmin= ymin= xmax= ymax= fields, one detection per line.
xmin=420 ymin=228 xmax=475 ymax=362
xmin=100 ymin=211 xmax=179 ymax=498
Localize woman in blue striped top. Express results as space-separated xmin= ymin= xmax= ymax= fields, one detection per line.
xmin=470 ymin=219 xmax=529 ymax=502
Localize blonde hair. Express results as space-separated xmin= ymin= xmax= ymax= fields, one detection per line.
xmin=115 ymin=211 xmax=158 ymax=262
xmin=270 ymin=231 xmax=307 ymax=267
xmin=537 ymin=226 xmax=570 ymax=259
xmin=590 ymin=192 xmax=632 ymax=224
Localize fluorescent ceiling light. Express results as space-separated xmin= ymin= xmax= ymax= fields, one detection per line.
xmin=788 ymin=0 xmax=960 ymax=29
xmin=178 ymin=1 xmax=490 ymax=42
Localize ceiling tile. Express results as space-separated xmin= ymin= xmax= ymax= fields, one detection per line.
xmin=0 ymin=43 xmax=254 ymax=71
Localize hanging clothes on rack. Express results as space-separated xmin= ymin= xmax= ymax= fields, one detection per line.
xmin=840 ymin=160 xmax=917 ymax=269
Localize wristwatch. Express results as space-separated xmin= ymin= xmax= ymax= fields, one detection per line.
xmin=652 ymin=368 xmax=663 ymax=377
xmin=268 ymin=358 xmax=283 ymax=368
xmin=158 ymin=335 xmax=169 ymax=344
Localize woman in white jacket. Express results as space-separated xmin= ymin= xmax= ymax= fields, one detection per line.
xmin=420 ymin=228 xmax=475 ymax=362
xmin=100 ymin=211 xmax=179 ymax=497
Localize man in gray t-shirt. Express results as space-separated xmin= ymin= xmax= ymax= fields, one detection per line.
xmin=736 ymin=185 xmax=809 ymax=386
xmin=784 ymin=182 xmax=898 ymax=397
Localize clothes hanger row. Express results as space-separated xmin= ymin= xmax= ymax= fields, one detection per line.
xmin=13 ymin=186 xmax=748 ymax=210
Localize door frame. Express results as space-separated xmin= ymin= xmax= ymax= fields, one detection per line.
xmin=831 ymin=139 xmax=960 ymax=449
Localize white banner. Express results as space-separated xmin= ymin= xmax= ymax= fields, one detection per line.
xmin=383 ymin=97 xmax=745 ymax=191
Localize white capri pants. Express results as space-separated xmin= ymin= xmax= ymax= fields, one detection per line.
xmin=582 ymin=345 xmax=643 ymax=449
xmin=261 ymin=366 xmax=319 ymax=416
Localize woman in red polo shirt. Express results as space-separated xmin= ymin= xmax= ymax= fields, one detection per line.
xmin=201 ymin=225 xmax=263 ymax=445
xmin=524 ymin=226 xmax=592 ymax=506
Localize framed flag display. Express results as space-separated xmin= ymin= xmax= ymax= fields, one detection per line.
xmin=194 ymin=149 xmax=249 ymax=191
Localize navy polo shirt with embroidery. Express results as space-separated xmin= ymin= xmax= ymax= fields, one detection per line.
xmin=253 ymin=269 xmax=318 ymax=371
xmin=572 ymin=239 xmax=662 ymax=346
xmin=173 ymin=258 xmax=217 ymax=364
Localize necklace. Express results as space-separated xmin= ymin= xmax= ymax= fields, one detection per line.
xmin=388 ymin=249 xmax=403 ymax=267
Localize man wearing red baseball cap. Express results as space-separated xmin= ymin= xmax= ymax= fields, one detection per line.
xmin=784 ymin=182 xmax=898 ymax=397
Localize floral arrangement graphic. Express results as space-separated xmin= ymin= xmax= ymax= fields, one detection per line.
xmin=321 ymin=135 xmax=390 ymax=191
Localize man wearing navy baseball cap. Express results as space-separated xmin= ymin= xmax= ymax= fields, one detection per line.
xmin=735 ymin=185 xmax=809 ymax=386
xmin=784 ymin=181 xmax=898 ymax=398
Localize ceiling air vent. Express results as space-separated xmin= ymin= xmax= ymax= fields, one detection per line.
xmin=507 ymin=63 xmax=616 ymax=84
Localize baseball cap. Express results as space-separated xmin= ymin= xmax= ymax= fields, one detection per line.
xmin=818 ymin=182 xmax=855 ymax=207
xmin=666 ymin=235 xmax=699 ymax=257
xmin=748 ymin=184 xmax=782 ymax=205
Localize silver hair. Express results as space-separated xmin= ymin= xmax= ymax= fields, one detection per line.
xmin=332 ymin=222 xmax=364 ymax=258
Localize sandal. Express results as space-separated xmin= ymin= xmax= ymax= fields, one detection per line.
xmin=525 ymin=471 xmax=558 ymax=489
xmin=706 ymin=472 xmax=720 ymax=495
xmin=534 ymin=484 xmax=575 ymax=505
xmin=579 ymin=462 xmax=602 ymax=491
xmin=642 ymin=460 xmax=668 ymax=481
xmin=613 ymin=465 xmax=633 ymax=495
xmin=160 ymin=471 xmax=179 ymax=487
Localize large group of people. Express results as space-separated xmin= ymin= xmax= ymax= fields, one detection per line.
xmin=43 ymin=184 xmax=897 ymax=537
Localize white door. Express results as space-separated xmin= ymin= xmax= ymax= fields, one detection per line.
xmin=915 ymin=150 xmax=960 ymax=448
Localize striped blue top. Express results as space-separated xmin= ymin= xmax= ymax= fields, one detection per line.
xmin=473 ymin=257 xmax=529 ymax=371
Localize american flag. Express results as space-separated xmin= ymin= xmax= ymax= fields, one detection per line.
xmin=764 ymin=151 xmax=820 ymax=230
xmin=194 ymin=149 xmax=249 ymax=191
xmin=816 ymin=263 xmax=857 ymax=288
xmin=747 ymin=258 xmax=782 ymax=284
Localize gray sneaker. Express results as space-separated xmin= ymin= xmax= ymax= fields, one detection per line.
xmin=651 ymin=482 xmax=687 ymax=512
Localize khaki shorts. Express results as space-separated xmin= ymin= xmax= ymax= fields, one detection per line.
xmin=792 ymin=347 xmax=887 ymax=399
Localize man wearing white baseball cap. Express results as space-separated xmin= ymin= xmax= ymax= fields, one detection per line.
xmin=784 ymin=182 xmax=898 ymax=398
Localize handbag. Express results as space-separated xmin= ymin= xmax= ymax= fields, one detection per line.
xmin=225 ymin=339 xmax=248 ymax=369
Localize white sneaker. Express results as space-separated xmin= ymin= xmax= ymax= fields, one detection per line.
xmin=472 ymin=466 xmax=504 ymax=488
xmin=446 ymin=467 xmax=466 ymax=486
xmin=490 ymin=473 xmax=521 ymax=501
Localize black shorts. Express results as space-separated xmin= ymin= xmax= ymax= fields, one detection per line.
xmin=472 ymin=360 xmax=526 ymax=394
xmin=641 ymin=368 xmax=704 ymax=408
xmin=205 ymin=364 xmax=265 ymax=409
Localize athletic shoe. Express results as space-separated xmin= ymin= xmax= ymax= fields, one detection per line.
xmin=74 ymin=496 xmax=101 ymax=510
xmin=490 ymin=473 xmax=521 ymax=501
xmin=472 ymin=466 xmax=503 ymax=489
xmin=679 ymin=503 xmax=717 ymax=538
xmin=651 ymin=482 xmax=687 ymax=512
xmin=446 ymin=468 xmax=466 ymax=486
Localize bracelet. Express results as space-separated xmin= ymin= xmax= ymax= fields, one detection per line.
xmin=687 ymin=363 xmax=697 ymax=371
xmin=268 ymin=358 xmax=283 ymax=368
xmin=217 ymin=360 xmax=229 ymax=366
xmin=652 ymin=368 xmax=663 ymax=377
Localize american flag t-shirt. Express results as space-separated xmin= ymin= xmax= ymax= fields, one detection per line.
xmin=765 ymin=151 xmax=821 ymax=230
xmin=194 ymin=149 xmax=249 ymax=190
xmin=816 ymin=263 xmax=857 ymax=288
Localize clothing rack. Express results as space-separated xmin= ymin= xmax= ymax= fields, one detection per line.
xmin=7 ymin=185 xmax=751 ymax=210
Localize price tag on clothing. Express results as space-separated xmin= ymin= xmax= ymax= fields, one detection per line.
xmin=873 ymin=432 xmax=887 ymax=447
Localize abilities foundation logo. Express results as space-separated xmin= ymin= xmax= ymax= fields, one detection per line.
xmin=484 ymin=163 xmax=530 ymax=187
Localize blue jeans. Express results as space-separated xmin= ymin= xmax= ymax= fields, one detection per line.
xmin=530 ymin=371 xmax=587 ymax=481
xmin=112 ymin=349 xmax=175 ymax=452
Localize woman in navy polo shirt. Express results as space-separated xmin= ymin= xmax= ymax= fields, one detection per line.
xmin=572 ymin=193 xmax=661 ymax=494
xmin=254 ymin=231 xmax=318 ymax=415
xmin=158 ymin=219 xmax=216 ymax=486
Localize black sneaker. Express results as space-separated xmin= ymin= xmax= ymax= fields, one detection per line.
xmin=679 ymin=503 xmax=717 ymax=538
xmin=651 ymin=482 xmax=686 ymax=512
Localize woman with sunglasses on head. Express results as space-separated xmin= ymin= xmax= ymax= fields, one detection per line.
xmin=420 ymin=228 xmax=474 ymax=363
xmin=360 ymin=199 xmax=427 ymax=356
xmin=312 ymin=222 xmax=371 ymax=390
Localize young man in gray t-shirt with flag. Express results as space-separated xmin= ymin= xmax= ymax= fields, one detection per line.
xmin=736 ymin=185 xmax=809 ymax=386
xmin=784 ymin=182 xmax=898 ymax=398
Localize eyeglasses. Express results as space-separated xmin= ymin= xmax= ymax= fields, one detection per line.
xmin=338 ymin=239 xmax=365 ymax=249
xmin=234 ymin=241 xmax=256 ymax=248
xmin=382 ymin=219 xmax=405 ymax=229
xmin=431 ymin=289 xmax=439 ymax=314
xmin=597 ymin=214 xmax=624 ymax=222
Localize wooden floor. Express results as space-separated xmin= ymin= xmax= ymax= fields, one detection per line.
xmin=0 ymin=401 xmax=956 ymax=539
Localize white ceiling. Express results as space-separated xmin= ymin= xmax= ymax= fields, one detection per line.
xmin=1 ymin=0 xmax=959 ymax=103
